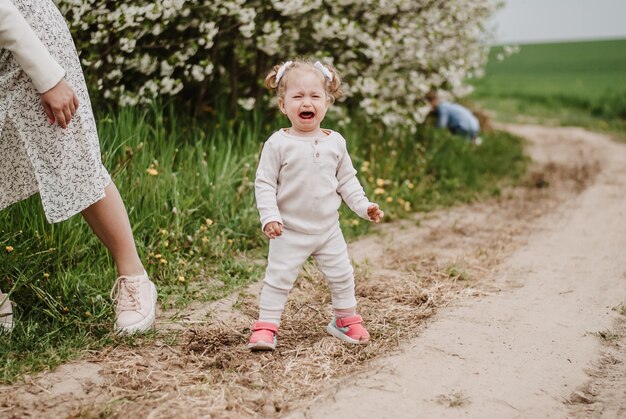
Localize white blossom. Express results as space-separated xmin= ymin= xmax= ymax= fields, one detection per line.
xmin=119 ymin=37 xmax=136 ymax=53
xmin=237 ymin=97 xmax=256 ymax=111
xmin=58 ymin=0 xmax=498 ymax=127
xmin=160 ymin=61 xmax=174 ymax=77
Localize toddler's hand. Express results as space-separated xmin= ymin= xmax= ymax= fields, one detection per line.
xmin=367 ymin=203 xmax=384 ymax=223
xmin=41 ymin=78 xmax=80 ymax=129
xmin=264 ymin=221 xmax=283 ymax=239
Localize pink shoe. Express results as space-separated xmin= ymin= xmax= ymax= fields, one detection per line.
xmin=248 ymin=321 xmax=278 ymax=351
xmin=110 ymin=271 xmax=157 ymax=334
xmin=327 ymin=315 xmax=370 ymax=344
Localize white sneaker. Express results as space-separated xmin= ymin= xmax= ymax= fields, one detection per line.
xmin=0 ymin=289 xmax=13 ymax=332
xmin=110 ymin=271 xmax=157 ymax=334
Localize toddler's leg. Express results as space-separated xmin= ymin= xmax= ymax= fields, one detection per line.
xmin=259 ymin=228 xmax=313 ymax=324
xmin=333 ymin=306 xmax=357 ymax=319
xmin=313 ymin=227 xmax=357 ymax=312
xmin=314 ymin=225 xmax=369 ymax=344
xmin=249 ymin=229 xmax=312 ymax=350
xmin=259 ymin=283 xmax=289 ymax=325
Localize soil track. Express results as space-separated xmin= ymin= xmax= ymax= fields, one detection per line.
xmin=294 ymin=125 xmax=626 ymax=419
xmin=1 ymin=125 xmax=624 ymax=418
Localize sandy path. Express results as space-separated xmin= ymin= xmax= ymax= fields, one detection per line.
xmin=293 ymin=125 xmax=626 ymax=418
xmin=2 ymin=125 xmax=624 ymax=418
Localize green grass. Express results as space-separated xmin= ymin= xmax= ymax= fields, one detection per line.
xmin=471 ymin=38 xmax=626 ymax=138
xmin=0 ymin=105 xmax=526 ymax=382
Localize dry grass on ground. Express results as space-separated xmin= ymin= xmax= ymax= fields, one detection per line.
xmin=0 ymin=152 xmax=598 ymax=419
xmin=567 ymin=315 xmax=626 ymax=418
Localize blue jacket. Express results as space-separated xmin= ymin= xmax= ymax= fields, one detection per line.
xmin=436 ymin=102 xmax=479 ymax=136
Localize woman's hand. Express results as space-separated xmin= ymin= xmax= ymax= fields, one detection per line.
xmin=264 ymin=221 xmax=283 ymax=239
xmin=367 ymin=203 xmax=384 ymax=223
xmin=40 ymin=78 xmax=79 ymax=129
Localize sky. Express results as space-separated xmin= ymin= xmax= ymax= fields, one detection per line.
xmin=492 ymin=0 xmax=626 ymax=44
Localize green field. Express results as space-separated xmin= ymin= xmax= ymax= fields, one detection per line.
xmin=471 ymin=38 xmax=626 ymax=137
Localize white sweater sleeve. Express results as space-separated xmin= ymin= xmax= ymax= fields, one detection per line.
xmin=255 ymin=140 xmax=283 ymax=231
xmin=0 ymin=0 xmax=65 ymax=93
xmin=336 ymin=141 xmax=372 ymax=220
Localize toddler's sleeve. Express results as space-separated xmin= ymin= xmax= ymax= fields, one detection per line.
xmin=255 ymin=140 xmax=283 ymax=231
xmin=336 ymin=140 xmax=372 ymax=220
xmin=0 ymin=0 xmax=66 ymax=93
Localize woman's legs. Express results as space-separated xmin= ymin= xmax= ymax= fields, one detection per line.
xmin=0 ymin=289 xmax=13 ymax=332
xmin=81 ymin=182 xmax=144 ymax=276
xmin=82 ymin=181 xmax=156 ymax=333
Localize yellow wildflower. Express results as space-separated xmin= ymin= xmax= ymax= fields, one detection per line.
xmin=376 ymin=178 xmax=385 ymax=187
xmin=159 ymin=258 xmax=168 ymax=265
xmin=205 ymin=218 xmax=214 ymax=226
xmin=146 ymin=168 xmax=158 ymax=176
xmin=351 ymin=219 xmax=360 ymax=226
xmin=5 ymin=246 xmax=13 ymax=253
xmin=374 ymin=188 xmax=385 ymax=195
xmin=43 ymin=272 xmax=50 ymax=278
xmin=407 ymin=181 xmax=415 ymax=189
xmin=178 ymin=276 xmax=186 ymax=283
xmin=155 ymin=253 xmax=162 ymax=259
xmin=386 ymin=196 xmax=393 ymax=203
xmin=404 ymin=201 xmax=411 ymax=211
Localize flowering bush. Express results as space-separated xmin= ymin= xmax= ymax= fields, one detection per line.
xmin=59 ymin=0 xmax=497 ymax=126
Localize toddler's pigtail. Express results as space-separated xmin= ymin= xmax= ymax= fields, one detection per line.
xmin=326 ymin=65 xmax=343 ymax=103
xmin=265 ymin=64 xmax=281 ymax=91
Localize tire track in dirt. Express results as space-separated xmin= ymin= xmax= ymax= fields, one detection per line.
xmin=1 ymin=125 xmax=618 ymax=418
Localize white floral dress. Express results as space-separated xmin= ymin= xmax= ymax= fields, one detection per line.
xmin=0 ymin=0 xmax=110 ymax=223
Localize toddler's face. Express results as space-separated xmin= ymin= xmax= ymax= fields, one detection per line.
xmin=278 ymin=69 xmax=329 ymax=136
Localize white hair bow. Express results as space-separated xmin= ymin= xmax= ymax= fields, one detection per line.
xmin=314 ymin=61 xmax=333 ymax=81
xmin=275 ymin=61 xmax=293 ymax=83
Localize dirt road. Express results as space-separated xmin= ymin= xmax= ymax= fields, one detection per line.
xmin=294 ymin=125 xmax=626 ymax=418
xmin=1 ymin=125 xmax=624 ymax=418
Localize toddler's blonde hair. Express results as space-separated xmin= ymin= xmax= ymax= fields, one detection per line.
xmin=265 ymin=59 xmax=343 ymax=104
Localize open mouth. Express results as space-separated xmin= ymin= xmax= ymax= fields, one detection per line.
xmin=299 ymin=111 xmax=315 ymax=120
